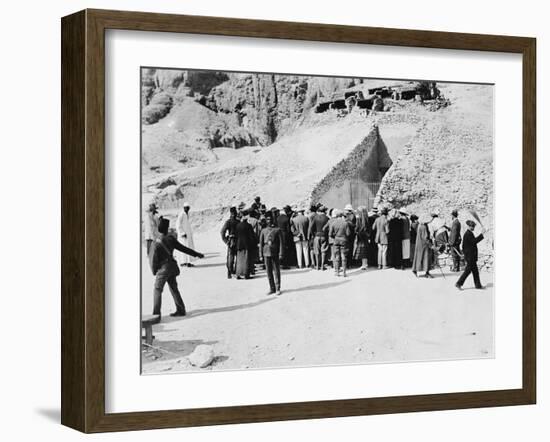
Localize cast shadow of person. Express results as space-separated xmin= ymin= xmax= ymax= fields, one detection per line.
xmin=283 ymin=279 xmax=351 ymax=295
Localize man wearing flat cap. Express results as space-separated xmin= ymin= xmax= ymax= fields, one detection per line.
xmin=455 ymin=220 xmax=486 ymax=290
xmin=149 ymin=217 xmax=204 ymax=318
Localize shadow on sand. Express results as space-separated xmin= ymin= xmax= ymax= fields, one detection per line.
xmin=283 ymin=279 xmax=351 ymax=294
xmin=461 ymin=281 xmax=494 ymax=291
xmin=161 ymin=297 xmax=278 ymax=324
xmin=193 ymin=262 xmax=226 ymax=269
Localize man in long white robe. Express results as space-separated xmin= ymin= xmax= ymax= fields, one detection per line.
xmin=176 ymin=202 xmax=196 ymax=267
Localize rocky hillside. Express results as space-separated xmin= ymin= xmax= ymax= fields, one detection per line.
xmin=376 ymin=83 xmax=494 ymax=258
xmin=141 ymin=69 xmax=374 ymax=174
xmin=141 ymin=71 xmax=494 ymax=261
xmin=147 ymin=118 xmax=380 ymax=232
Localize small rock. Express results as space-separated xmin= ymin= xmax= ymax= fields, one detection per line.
xmin=289 ymin=356 xmax=295 ymax=361
xmin=188 ymin=345 xmax=215 ymax=368
xmin=158 ymin=364 xmax=173 ymax=372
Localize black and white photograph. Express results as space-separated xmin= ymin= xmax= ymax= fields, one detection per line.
xmin=140 ymin=68 xmax=494 ymax=374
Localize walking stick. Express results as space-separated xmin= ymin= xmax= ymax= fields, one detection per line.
xmin=434 ymin=255 xmax=446 ymax=279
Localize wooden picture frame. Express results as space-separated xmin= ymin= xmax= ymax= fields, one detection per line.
xmin=61 ymin=9 xmax=536 ymax=433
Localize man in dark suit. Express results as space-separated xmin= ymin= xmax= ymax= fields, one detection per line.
xmin=449 ymin=209 xmax=462 ymax=272
xmin=277 ymin=205 xmax=295 ymax=269
xmin=220 ymin=206 xmax=239 ymax=279
xmin=234 ymin=210 xmax=257 ymax=279
xmin=455 ymin=220 xmax=485 ymax=290
xmin=259 ymin=212 xmax=284 ymax=295
xmin=150 ymin=218 xmax=204 ymax=318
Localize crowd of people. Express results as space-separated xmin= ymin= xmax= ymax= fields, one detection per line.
xmin=144 ymin=196 xmax=487 ymax=319
xmin=219 ymin=197 xmax=487 ymax=295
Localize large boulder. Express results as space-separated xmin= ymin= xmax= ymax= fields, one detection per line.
xmin=188 ymin=345 xmax=215 ymax=368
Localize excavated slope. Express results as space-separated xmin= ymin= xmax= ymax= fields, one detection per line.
xmin=376 ymin=83 xmax=494 ymax=259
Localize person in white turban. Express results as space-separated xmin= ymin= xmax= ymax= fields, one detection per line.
xmin=176 ymin=202 xmax=196 ymax=267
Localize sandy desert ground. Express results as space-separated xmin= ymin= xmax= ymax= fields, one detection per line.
xmin=141 ymin=230 xmax=494 ymax=374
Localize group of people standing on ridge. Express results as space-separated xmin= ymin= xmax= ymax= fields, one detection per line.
xmin=143 ymin=196 xmax=487 ymax=320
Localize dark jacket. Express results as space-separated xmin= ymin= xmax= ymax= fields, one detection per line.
xmin=345 ymin=212 xmax=356 ymax=236
xmin=462 ymin=229 xmax=484 ymax=263
xmin=150 ymin=234 xmax=200 ymax=275
xmin=388 ymin=217 xmax=403 ymax=242
xmin=220 ymin=216 xmax=239 ymax=247
xmin=277 ymin=213 xmax=291 ymax=236
xmin=308 ymin=213 xmax=330 ymax=238
xmin=236 ymin=220 xmax=256 ymax=251
xmin=449 ymin=218 xmax=462 ymax=246
xmin=259 ymin=226 xmax=284 ymax=259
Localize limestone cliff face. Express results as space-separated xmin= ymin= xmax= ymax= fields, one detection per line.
xmin=204 ymin=73 xmax=366 ymax=145
xmin=142 ymin=69 xmax=361 ymax=146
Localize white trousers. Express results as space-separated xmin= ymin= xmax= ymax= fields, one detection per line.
xmin=295 ymin=240 xmax=310 ymax=268
xmin=402 ymin=239 xmax=411 ymax=260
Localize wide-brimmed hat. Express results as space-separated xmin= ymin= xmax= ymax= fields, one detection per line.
xmin=183 ymin=201 xmax=190 ymax=207
xmin=344 ymin=204 xmax=354 ymax=211
xmin=419 ymin=214 xmax=432 ymax=224
xmin=399 ymin=209 xmax=409 ymax=216
xmin=466 ymin=220 xmax=477 ymax=228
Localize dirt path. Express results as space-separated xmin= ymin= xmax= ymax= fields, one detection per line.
xmin=141 ymin=231 xmax=494 ymax=374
